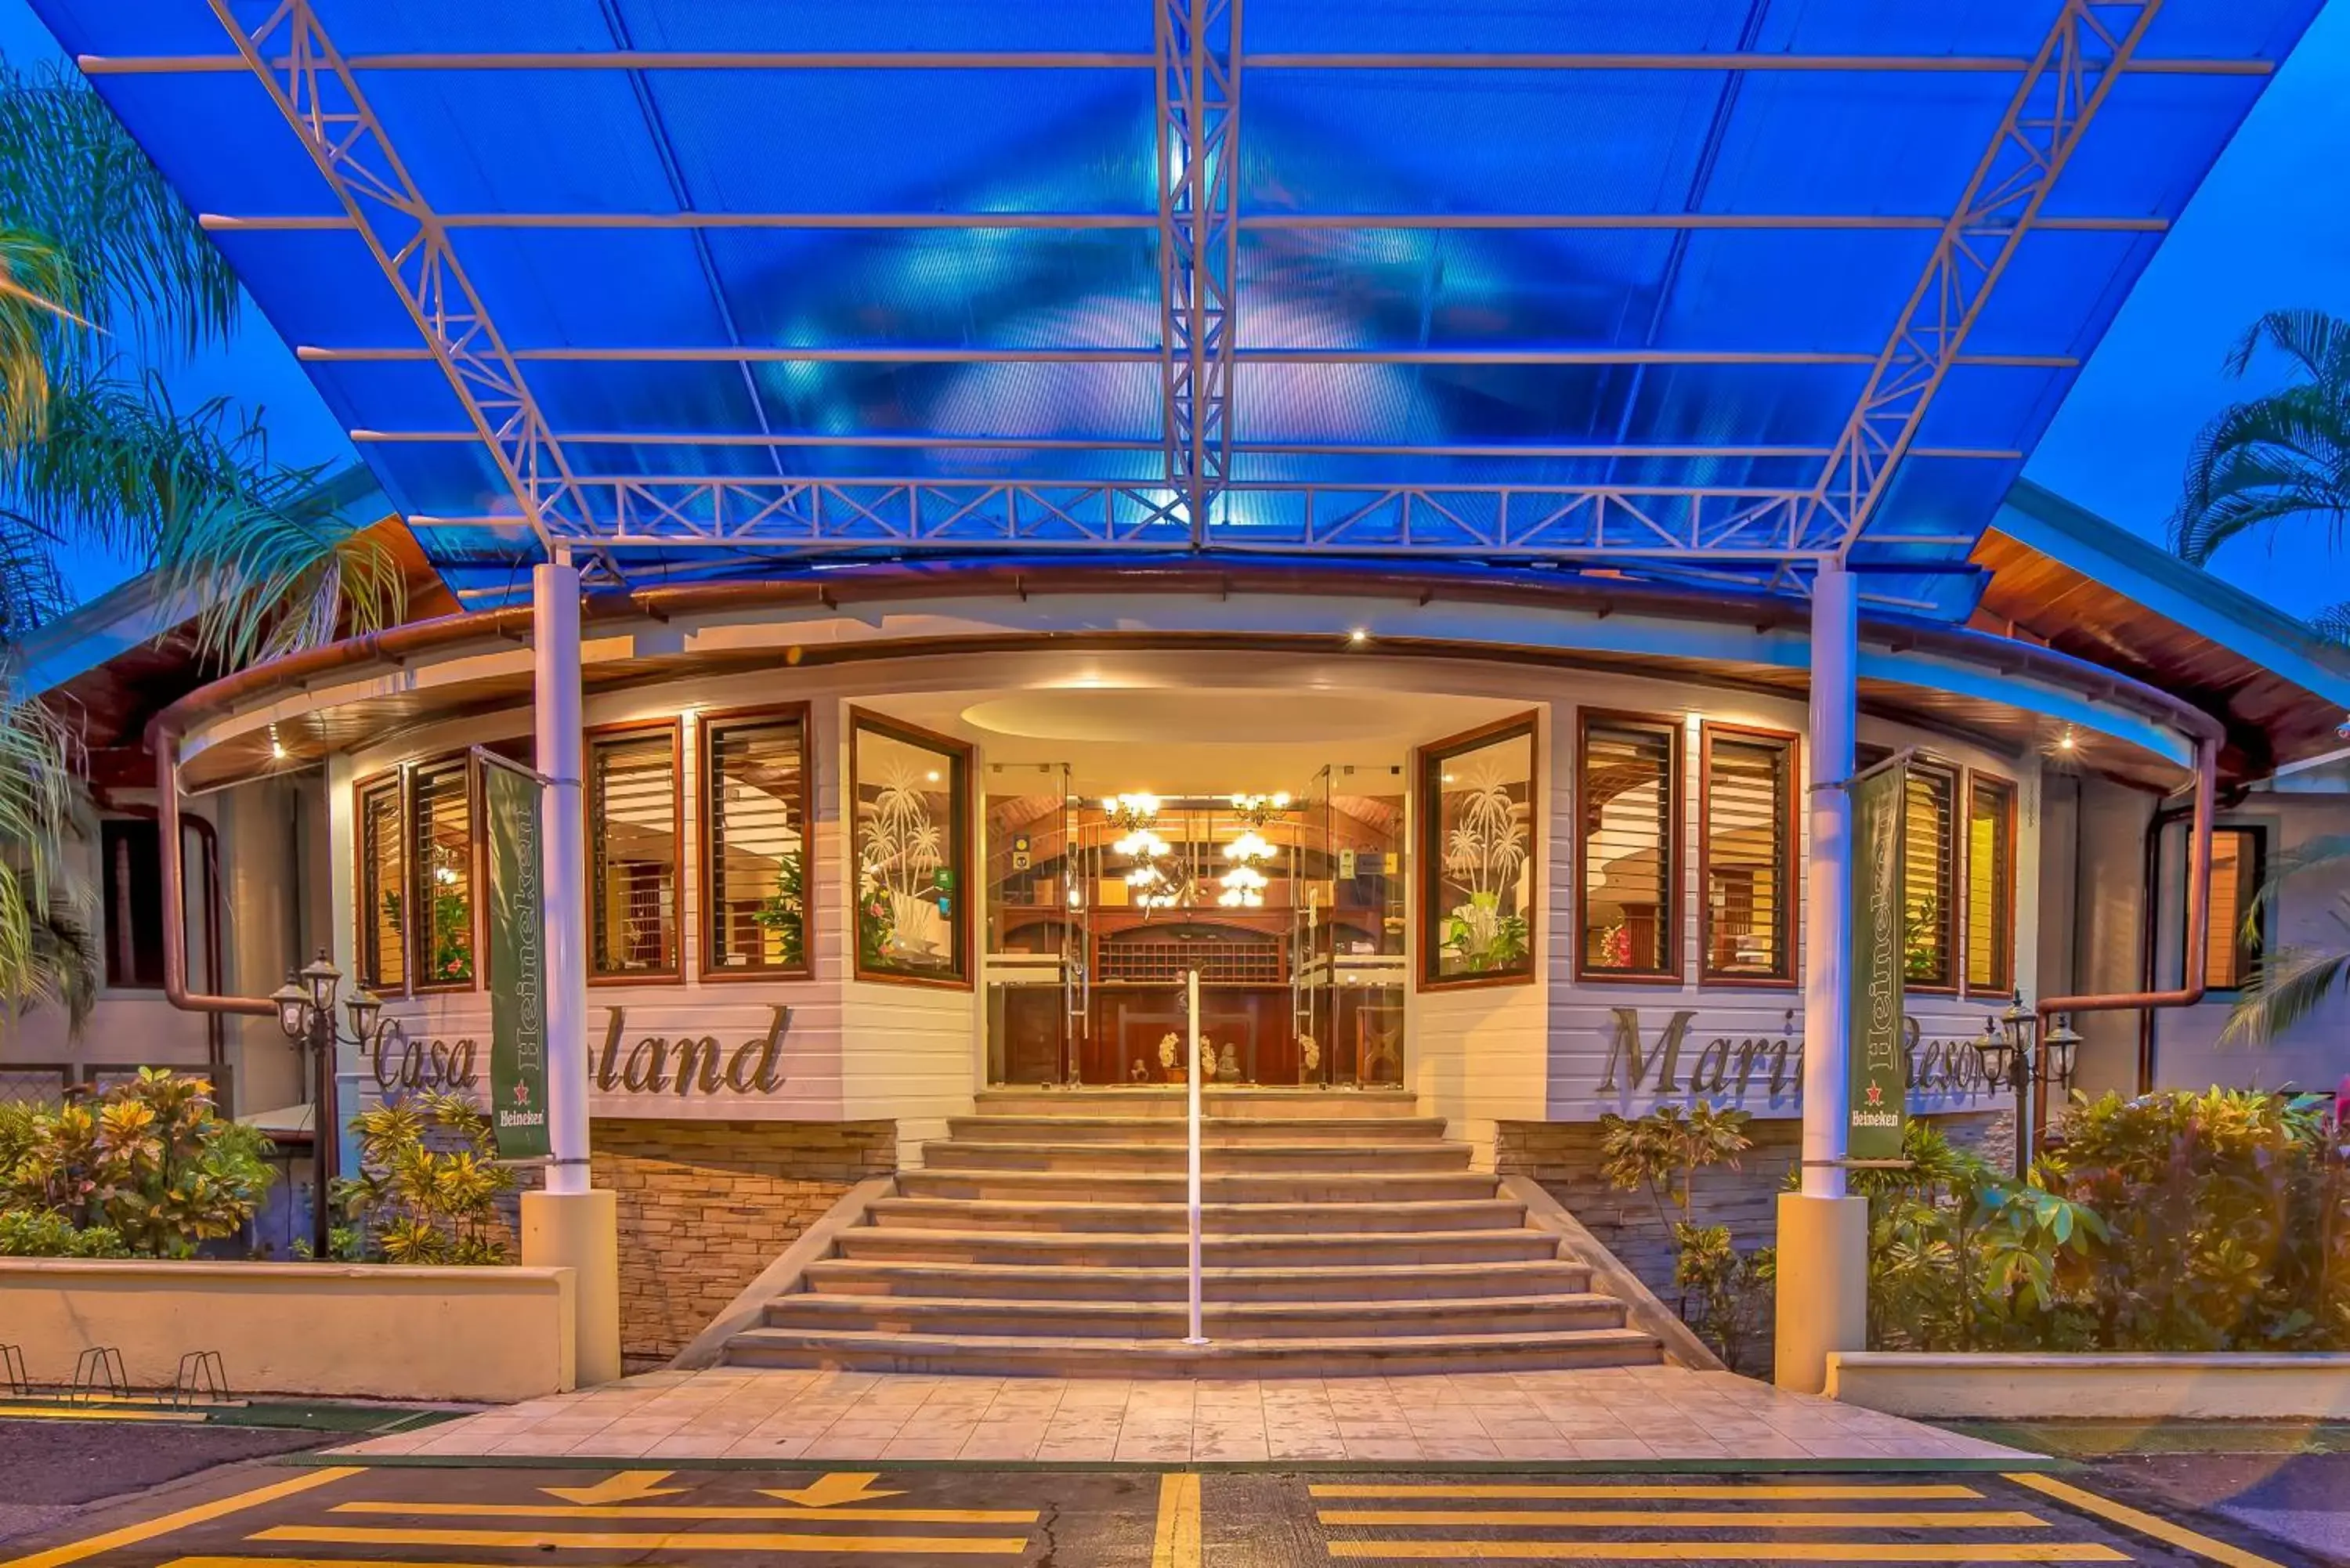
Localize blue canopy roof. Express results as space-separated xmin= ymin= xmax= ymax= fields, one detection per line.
xmin=31 ymin=0 xmax=2320 ymax=612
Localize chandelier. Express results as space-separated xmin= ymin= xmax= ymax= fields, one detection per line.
xmin=1102 ymin=793 xmax=1161 ymax=833
xmin=1115 ymin=824 xmax=1186 ymax=911
xmin=1219 ymin=826 xmax=1276 ymax=908
xmin=1228 ymin=792 xmax=1290 ymax=826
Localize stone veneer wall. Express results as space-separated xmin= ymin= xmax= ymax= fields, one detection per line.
xmin=1495 ymin=1110 xmax=2011 ymax=1301
xmin=589 ymin=1118 xmax=896 ymax=1364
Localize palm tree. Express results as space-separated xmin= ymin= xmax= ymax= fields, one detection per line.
xmin=0 ymin=60 xmax=403 ymax=1027
xmin=2167 ymin=309 xmax=2350 ymax=1050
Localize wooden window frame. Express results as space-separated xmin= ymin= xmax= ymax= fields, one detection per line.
xmin=699 ymin=702 xmax=815 ymax=985
xmin=1574 ymin=708 xmax=1685 ymax=985
xmin=352 ymin=767 xmax=409 ymax=995
xmin=586 ymin=717 xmax=685 ymax=987
xmin=1961 ymin=769 xmax=2018 ymax=999
xmin=1415 ymin=711 xmax=1542 ymax=993
xmin=849 ymin=707 xmax=974 ymax=990
xmin=2200 ymin=824 xmax=2267 ymax=993
xmin=1900 ymin=761 xmax=1961 ymax=996
xmin=407 ymin=752 xmax=483 ymax=995
xmin=1697 ymin=722 xmax=1801 ymax=989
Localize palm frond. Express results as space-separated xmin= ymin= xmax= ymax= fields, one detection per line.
xmin=0 ymin=370 xmax=404 ymax=653
xmin=0 ymin=226 xmax=77 ymax=451
xmin=2243 ymin=833 xmax=2350 ymax=941
xmin=0 ymin=695 xmax=90 ymax=1026
xmin=0 ymin=61 xmax=238 ymax=367
xmin=2220 ymin=934 xmax=2350 ymax=1047
xmin=2169 ymin=311 xmax=2350 ymax=565
xmin=2312 ymin=602 xmax=2350 ymax=649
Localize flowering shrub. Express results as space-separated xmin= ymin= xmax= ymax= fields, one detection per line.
xmin=0 ymin=1070 xmax=271 ymax=1255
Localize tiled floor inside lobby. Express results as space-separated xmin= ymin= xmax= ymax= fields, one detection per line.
xmin=338 ymin=1365 xmax=2028 ymax=1465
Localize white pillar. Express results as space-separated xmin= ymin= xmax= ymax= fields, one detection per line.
xmin=519 ymin=553 xmax=621 ymax=1386
xmin=1777 ymin=558 xmax=1867 ymax=1394
xmin=534 ymin=556 xmax=590 ymax=1195
xmin=1801 ymin=561 xmax=1856 ymax=1201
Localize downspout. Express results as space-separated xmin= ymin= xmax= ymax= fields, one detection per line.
xmin=2038 ymin=734 xmax=2216 ymax=1070
xmin=151 ymin=722 xmax=275 ymax=1019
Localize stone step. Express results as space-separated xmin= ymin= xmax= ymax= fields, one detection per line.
xmin=761 ymin=1292 xmax=1629 ymax=1341
xmin=866 ymin=1196 xmax=1529 ymax=1236
xmin=919 ymin=1140 xmax=1476 ymax=1174
xmin=800 ymin=1256 xmax=1596 ymax=1303
xmin=945 ymin=1115 xmax=1450 ymax=1146
xmin=895 ymin=1168 xmax=1502 ymax=1205
xmin=834 ymin=1227 xmax=1563 ymax=1269
xmin=974 ymin=1088 xmax=1420 ymax=1120
xmin=722 ymin=1325 xmax=1663 ymax=1378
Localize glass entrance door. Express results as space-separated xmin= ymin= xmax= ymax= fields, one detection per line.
xmin=983 ymin=762 xmax=1076 ymax=1086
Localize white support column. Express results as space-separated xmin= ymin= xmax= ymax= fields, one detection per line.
xmin=519 ymin=553 xmax=621 ymax=1387
xmin=1777 ymin=560 xmax=1867 ymax=1394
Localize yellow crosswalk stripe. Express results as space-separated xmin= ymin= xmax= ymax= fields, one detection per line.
xmin=253 ymin=1523 xmax=1029 ymax=1555
xmin=2006 ymin=1473 xmax=2293 ymax=1568
xmin=1152 ymin=1472 xmax=1202 ymax=1568
xmin=1318 ymin=1508 xmax=2052 ymax=1530
xmin=1308 ymin=1483 xmax=1987 ymax=1501
xmin=0 ymin=1467 xmax=363 ymax=1568
xmin=0 ymin=1405 xmax=207 ymax=1424
xmin=331 ymin=1500 xmax=1040 ymax=1523
xmin=1325 ymin=1543 xmax=2128 ymax=1562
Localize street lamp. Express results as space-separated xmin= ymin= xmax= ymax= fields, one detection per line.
xmin=273 ymin=948 xmax=381 ymax=1260
xmin=1971 ymin=985 xmax=2081 ymax=1176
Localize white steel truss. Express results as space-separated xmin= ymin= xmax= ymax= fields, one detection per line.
xmin=1808 ymin=0 xmax=2160 ymax=557
xmin=1155 ymin=0 xmax=1242 ymax=545
xmin=199 ymin=0 xmax=2148 ymax=564
xmin=205 ymin=0 xmax=582 ymax=555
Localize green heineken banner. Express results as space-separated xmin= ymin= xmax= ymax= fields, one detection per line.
xmin=479 ymin=753 xmax=551 ymax=1161
xmin=1847 ymin=761 xmax=1907 ymax=1162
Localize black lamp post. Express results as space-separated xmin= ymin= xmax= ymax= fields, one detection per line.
xmin=1972 ymin=985 xmax=2082 ymax=1177
xmin=272 ymin=949 xmax=382 ymax=1259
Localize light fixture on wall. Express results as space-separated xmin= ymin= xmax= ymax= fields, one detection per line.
xmin=1102 ymin=793 xmax=1161 ymax=833
xmin=1228 ymin=792 xmax=1289 ymax=826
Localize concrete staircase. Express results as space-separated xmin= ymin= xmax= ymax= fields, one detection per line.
xmin=718 ymin=1089 xmax=1665 ymax=1377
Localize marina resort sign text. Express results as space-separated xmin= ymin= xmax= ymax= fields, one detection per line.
xmin=1592 ymin=1007 xmax=1994 ymax=1107
xmin=367 ymin=1006 xmax=791 ymax=1102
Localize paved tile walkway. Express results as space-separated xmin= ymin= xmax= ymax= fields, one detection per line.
xmin=337 ymin=1366 xmax=2030 ymax=1465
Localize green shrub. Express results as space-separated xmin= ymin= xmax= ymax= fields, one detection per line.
xmin=0 ymin=1208 xmax=128 ymax=1257
xmin=1599 ymin=1103 xmax=1773 ymax=1367
xmin=0 ymin=1070 xmax=272 ymax=1256
xmin=334 ymin=1090 xmax=516 ymax=1265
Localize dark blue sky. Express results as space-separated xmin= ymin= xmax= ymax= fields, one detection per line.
xmin=7 ymin=2 xmax=2347 ymax=616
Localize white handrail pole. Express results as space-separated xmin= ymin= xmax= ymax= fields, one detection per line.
xmin=1186 ymin=966 xmax=1206 ymax=1346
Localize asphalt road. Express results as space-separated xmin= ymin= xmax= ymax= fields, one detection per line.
xmin=0 ymin=1454 xmax=2334 ymax=1567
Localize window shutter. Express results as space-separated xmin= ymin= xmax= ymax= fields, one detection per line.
xmin=707 ymin=714 xmax=808 ymax=972
xmin=358 ymin=778 xmax=406 ymax=989
xmin=1703 ymin=734 xmax=1792 ymax=980
xmin=1902 ymin=768 xmax=1955 ymax=988
xmin=410 ymin=756 xmax=475 ymax=987
xmin=1965 ymin=777 xmax=2015 ymax=992
xmin=589 ymin=730 xmax=678 ymax=976
xmin=1581 ymin=718 xmax=1678 ymax=975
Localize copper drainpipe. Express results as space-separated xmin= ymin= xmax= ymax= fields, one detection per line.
xmin=2036 ymin=732 xmax=2218 ymax=1055
xmin=151 ymin=721 xmax=275 ymax=1019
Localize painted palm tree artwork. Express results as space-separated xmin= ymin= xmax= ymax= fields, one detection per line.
xmin=1440 ymin=757 xmax=1531 ymax=975
xmin=857 ymin=744 xmax=953 ymax=974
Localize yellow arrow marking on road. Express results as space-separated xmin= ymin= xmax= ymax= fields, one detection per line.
xmin=761 ymin=1472 xmax=906 ymax=1508
xmin=538 ymin=1470 xmax=685 ymax=1505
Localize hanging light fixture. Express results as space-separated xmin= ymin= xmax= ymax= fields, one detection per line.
xmin=1103 ymin=793 xmax=1162 ymax=833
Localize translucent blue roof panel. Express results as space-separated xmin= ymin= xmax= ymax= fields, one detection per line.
xmin=27 ymin=0 xmax=2322 ymax=609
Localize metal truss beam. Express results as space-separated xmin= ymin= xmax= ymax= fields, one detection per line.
xmin=403 ymin=477 xmax=1846 ymax=561
xmin=298 ymin=345 xmax=2076 ymax=368
xmin=348 ymin=429 xmax=2025 ymax=461
xmin=199 ymin=211 xmax=2172 ymax=233
xmin=87 ymin=50 xmax=2266 ymax=76
xmin=1155 ymin=0 xmax=1242 ymax=547
xmin=204 ymin=0 xmax=582 ymax=555
xmin=1809 ymin=0 xmax=2161 ymax=557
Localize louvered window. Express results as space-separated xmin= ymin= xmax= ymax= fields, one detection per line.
xmin=1965 ymin=775 xmax=2016 ymax=992
xmin=1702 ymin=730 xmax=1794 ymax=982
xmin=704 ymin=710 xmax=808 ymax=974
xmin=589 ymin=727 xmax=679 ymax=978
xmin=357 ymin=775 xmax=405 ymax=989
xmin=1418 ymin=715 xmax=1538 ymax=986
xmin=2203 ymin=827 xmax=2265 ymax=990
xmin=1901 ymin=766 xmax=1957 ymax=989
xmin=410 ymin=755 xmax=475 ymax=988
xmin=1580 ymin=716 xmax=1679 ymax=978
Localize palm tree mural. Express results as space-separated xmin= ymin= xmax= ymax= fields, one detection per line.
xmin=0 ymin=60 xmax=402 ymax=1025
xmin=2167 ymin=308 xmax=2350 ymax=1050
